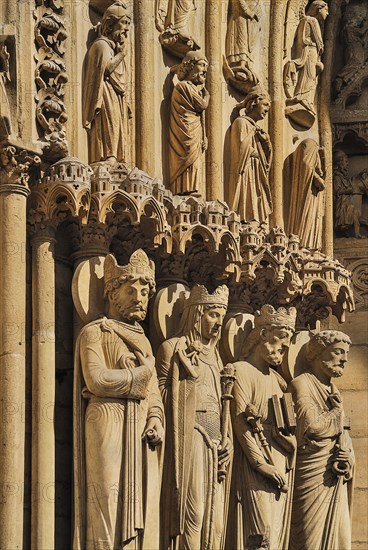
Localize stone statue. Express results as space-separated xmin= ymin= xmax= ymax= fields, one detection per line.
xmin=156 ymin=0 xmax=200 ymax=57
xmin=226 ymin=87 xmax=273 ymax=226
xmin=156 ymin=284 xmax=232 ymax=550
xmin=73 ymin=251 xmax=164 ymax=550
xmin=168 ymin=51 xmax=209 ymax=196
xmin=335 ymin=9 xmax=368 ymax=94
xmin=0 ymin=43 xmax=12 ymax=139
xmin=351 ymin=169 xmax=368 ymax=238
xmin=284 ymin=0 xmax=329 ymax=129
xmin=224 ymin=0 xmax=260 ymax=93
xmin=333 ymin=150 xmax=362 ymax=238
xmin=82 ymin=1 xmax=131 ymax=164
xmin=287 ymin=139 xmax=325 ymax=250
xmin=226 ymin=305 xmax=297 ymax=550
xmin=289 ymin=330 xmax=354 ymax=550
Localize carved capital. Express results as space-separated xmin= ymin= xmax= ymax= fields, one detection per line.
xmin=0 ymin=145 xmax=41 ymax=194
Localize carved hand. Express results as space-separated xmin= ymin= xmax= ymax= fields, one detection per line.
xmin=255 ymin=463 xmax=286 ymax=489
xmin=328 ymin=392 xmax=343 ymax=410
xmin=142 ymin=416 xmax=164 ymax=447
xmin=135 ymin=350 xmax=155 ymax=375
xmin=218 ymin=437 xmax=233 ymax=467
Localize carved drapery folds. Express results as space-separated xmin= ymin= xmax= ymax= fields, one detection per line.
xmin=34 ymin=0 xmax=68 ymax=160
xmin=156 ymin=0 xmax=200 ymax=58
xmin=82 ymin=2 xmax=132 ymax=164
xmin=223 ymin=0 xmax=261 ymax=94
xmin=283 ymin=0 xmax=329 ymax=129
xmin=0 ymin=43 xmax=12 ymax=139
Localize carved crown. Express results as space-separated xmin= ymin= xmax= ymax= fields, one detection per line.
xmin=104 ymin=250 xmax=155 ymax=284
xmin=185 ymin=284 xmax=229 ymax=308
xmin=254 ymin=304 xmax=296 ymax=330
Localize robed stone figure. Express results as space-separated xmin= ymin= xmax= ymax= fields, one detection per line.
xmin=226 ymin=87 xmax=273 ymax=225
xmin=168 ymin=51 xmax=209 ymax=196
xmin=156 ymin=285 xmax=232 ymax=550
xmin=226 ymin=305 xmax=297 ymax=550
xmin=73 ymin=251 xmax=164 ymax=550
xmin=82 ymin=2 xmax=131 ymax=164
xmin=289 ymin=330 xmax=354 ymax=550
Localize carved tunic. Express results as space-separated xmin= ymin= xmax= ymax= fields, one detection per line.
xmin=227 ymin=115 xmax=272 ymax=224
xmin=333 ymin=168 xmax=356 ymax=228
xmin=227 ymin=361 xmax=295 ymax=550
xmin=291 ymin=15 xmax=324 ymax=110
xmin=165 ymin=0 xmax=195 ymax=34
xmin=287 ymin=139 xmax=325 ymax=250
xmin=82 ymin=37 xmax=129 ymax=163
xmin=168 ymin=80 xmax=209 ymax=195
xmin=73 ymin=318 xmax=164 ymax=550
xmin=156 ymin=336 xmax=229 ymax=550
xmin=225 ymin=0 xmax=259 ymax=67
xmin=289 ymin=373 xmax=354 ymax=550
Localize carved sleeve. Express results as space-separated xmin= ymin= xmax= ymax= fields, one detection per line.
xmin=80 ymin=326 xmax=149 ymax=400
xmin=231 ymin=368 xmax=267 ymax=469
xmin=155 ymin=339 xmax=176 ymax=406
xmin=147 ymin=369 xmax=165 ymax=424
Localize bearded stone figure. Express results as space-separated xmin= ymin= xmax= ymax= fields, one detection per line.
xmin=226 ymin=305 xmax=297 ymax=550
xmin=156 ymin=285 xmax=232 ymax=550
xmin=289 ymin=330 xmax=354 ymax=550
xmin=168 ymin=51 xmax=210 ymax=196
xmin=73 ymin=251 xmax=164 ymax=550
xmin=226 ymin=87 xmax=273 ymax=225
xmin=284 ymin=0 xmax=329 ymax=129
xmin=82 ymin=1 xmax=131 ymax=164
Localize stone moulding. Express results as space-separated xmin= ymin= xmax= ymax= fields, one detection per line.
xmin=26 ymin=158 xmax=355 ymax=327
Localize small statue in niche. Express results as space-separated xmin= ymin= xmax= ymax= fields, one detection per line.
xmin=284 ymin=0 xmax=329 ymax=129
xmin=82 ymin=1 xmax=131 ymax=164
xmin=155 ymin=0 xmax=200 ymax=58
xmin=333 ymin=150 xmax=363 ymax=238
xmin=351 ymin=169 xmax=368 ymax=237
xmin=335 ymin=8 xmax=368 ymax=95
xmin=156 ymin=285 xmax=232 ymax=550
xmin=289 ymin=330 xmax=354 ymax=550
xmin=287 ymin=139 xmax=325 ymax=250
xmin=226 ymin=86 xmax=273 ymax=226
xmin=168 ymin=51 xmax=209 ymax=196
xmin=0 ymin=43 xmax=12 ymax=139
xmin=226 ymin=305 xmax=297 ymax=550
xmin=223 ymin=0 xmax=261 ymax=94
xmin=73 ymin=251 xmax=164 ymax=550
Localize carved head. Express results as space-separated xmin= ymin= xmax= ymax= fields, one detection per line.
xmin=101 ymin=1 xmax=131 ymax=45
xmin=333 ymin=150 xmax=349 ymax=174
xmin=242 ymin=305 xmax=296 ymax=366
xmin=306 ymin=1 xmax=329 ymax=20
xmin=177 ymin=50 xmax=208 ymax=85
xmin=103 ymin=251 xmax=155 ymax=322
xmin=178 ymin=285 xmax=229 ymax=346
xmin=237 ymin=87 xmax=271 ymax=122
xmin=306 ymin=330 xmax=351 ymax=379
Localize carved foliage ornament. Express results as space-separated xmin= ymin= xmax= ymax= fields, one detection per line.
xmin=34 ymin=0 xmax=68 ymax=160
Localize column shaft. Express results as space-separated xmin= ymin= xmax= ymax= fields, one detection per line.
xmin=205 ymin=0 xmax=223 ymax=201
xmin=269 ymin=0 xmax=286 ymax=228
xmin=0 ymin=187 xmax=29 ymax=549
xmin=134 ymin=0 xmax=155 ymax=174
xmin=31 ymin=232 xmax=56 ymax=550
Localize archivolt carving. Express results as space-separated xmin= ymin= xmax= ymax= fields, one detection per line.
xmin=34 ymin=0 xmax=68 ymax=160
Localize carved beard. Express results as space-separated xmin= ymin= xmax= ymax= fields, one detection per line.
xmin=321 ymin=360 xmax=344 ymax=378
xmin=110 ymin=293 xmax=147 ymax=322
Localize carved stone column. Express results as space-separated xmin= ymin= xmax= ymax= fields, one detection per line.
xmin=269 ymin=0 xmax=287 ymax=228
xmin=205 ymin=0 xmax=223 ymax=201
xmin=30 ymin=223 xmax=56 ymax=550
xmin=319 ymin=0 xmax=344 ymax=256
xmin=0 ymin=147 xmax=33 ymax=549
xmin=134 ymin=0 xmax=155 ymax=174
